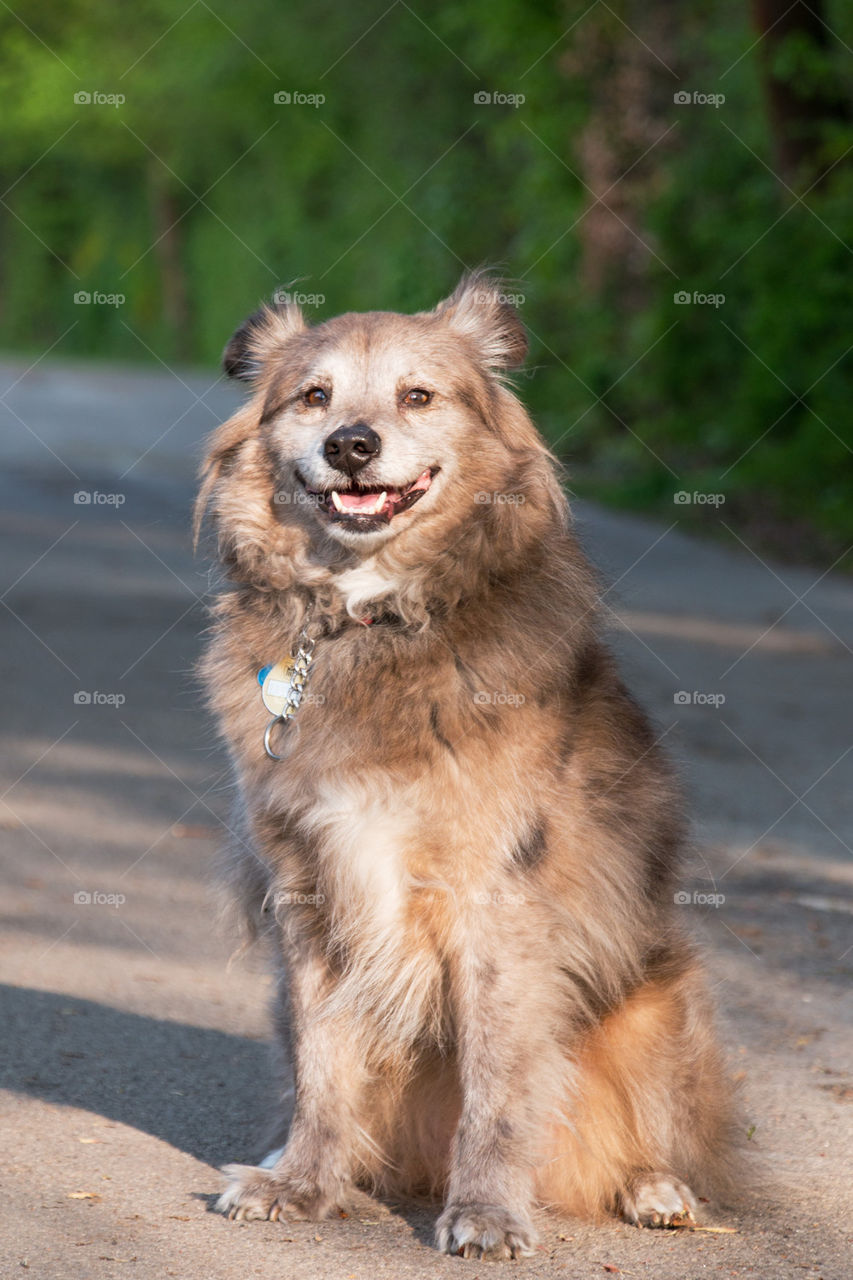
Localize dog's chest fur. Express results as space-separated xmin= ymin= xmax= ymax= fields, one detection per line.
xmin=213 ymin=579 xmax=558 ymax=1050
xmin=278 ymin=764 xmax=470 ymax=1049
xmin=332 ymin=558 xmax=399 ymax=619
xmin=301 ymin=775 xmax=414 ymax=930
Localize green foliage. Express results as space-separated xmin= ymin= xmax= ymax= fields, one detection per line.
xmin=1 ymin=0 xmax=851 ymax=552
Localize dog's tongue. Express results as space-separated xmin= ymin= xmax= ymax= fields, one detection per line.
xmin=338 ymin=490 xmax=390 ymax=511
xmin=335 ymin=470 xmax=433 ymax=515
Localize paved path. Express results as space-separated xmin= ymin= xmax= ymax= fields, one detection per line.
xmin=1 ymin=358 xmax=851 ymax=1279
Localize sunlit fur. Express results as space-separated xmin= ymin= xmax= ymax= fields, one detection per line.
xmin=197 ymin=273 xmax=738 ymax=1259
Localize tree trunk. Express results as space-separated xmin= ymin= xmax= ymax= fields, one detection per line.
xmin=148 ymin=163 xmax=192 ymax=360
xmin=751 ymin=0 xmax=851 ymax=190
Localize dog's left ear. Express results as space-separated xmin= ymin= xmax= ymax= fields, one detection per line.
xmin=433 ymin=271 xmax=527 ymax=370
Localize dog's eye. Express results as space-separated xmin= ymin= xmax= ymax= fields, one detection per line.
xmin=303 ymin=387 xmax=328 ymax=407
xmin=402 ymin=388 xmax=432 ymax=407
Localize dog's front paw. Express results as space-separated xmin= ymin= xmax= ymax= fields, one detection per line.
xmin=436 ymin=1202 xmax=538 ymax=1260
xmin=215 ymin=1162 xmax=341 ymax=1223
xmin=620 ymin=1173 xmax=697 ymax=1228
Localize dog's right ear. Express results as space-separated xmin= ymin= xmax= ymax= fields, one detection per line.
xmin=222 ymin=300 xmax=307 ymax=383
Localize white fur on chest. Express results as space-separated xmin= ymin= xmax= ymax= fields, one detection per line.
xmin=334 ymin=557 xmax=398 ymax=619
xmin=296 ymin=777 xmax=447 ymax=1047
xmin=302 ymin=779 xmax=409 ymax=931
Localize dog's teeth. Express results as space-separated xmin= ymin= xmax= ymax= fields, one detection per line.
xmin=331 ymin=491 xmax=344 ymax=512
xmin=374 ymin=492 xmax=387 ymax=514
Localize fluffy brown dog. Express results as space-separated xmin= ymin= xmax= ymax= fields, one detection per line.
xmin=196 ymin=273 xmax=736 ymax=1260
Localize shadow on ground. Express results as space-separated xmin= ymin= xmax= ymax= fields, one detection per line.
xmin=1 ymin=984 xmax=267 ymax=1166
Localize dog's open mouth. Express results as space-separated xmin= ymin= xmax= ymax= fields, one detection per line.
xmin=297 ymin=466 xmax=439 ymax=529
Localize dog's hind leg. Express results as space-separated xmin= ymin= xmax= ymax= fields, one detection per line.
xmin=535 ymin=962 xmax=738 ymax=1224
xmin=618 ymin=1172 xmax=697 ymax=1227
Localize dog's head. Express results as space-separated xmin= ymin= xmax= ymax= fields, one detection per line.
xmin=197 ymin=272 xmax=566 ymax=602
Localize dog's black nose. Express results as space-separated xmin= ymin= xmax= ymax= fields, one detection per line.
xmin=323 ymin=423 xmax=381 ymax=475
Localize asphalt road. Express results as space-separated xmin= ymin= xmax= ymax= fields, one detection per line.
xmin=1 ymin=356 xmax=851 ymax=1279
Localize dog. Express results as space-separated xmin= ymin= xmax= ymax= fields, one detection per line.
xmin=195 ymin=272 xmax=737 ymax=1260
